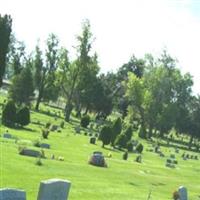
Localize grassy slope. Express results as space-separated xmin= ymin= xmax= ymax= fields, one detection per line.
xmin=0 ymin=97 xmax=200 ymax=200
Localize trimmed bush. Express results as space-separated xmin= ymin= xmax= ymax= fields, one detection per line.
xmin=115 ymin=134 xmax=127 ymax=148
xmin=136 ymin=143 xmax=144 ymax=153
xmin=126 ymin=141 xmax=133 ymax=152
xmin=60 ymin=121 xmax=65 ymax=128
xmin=42 ymin=129 xmax=49 ymax=139
xmin=2 ymin=101 xmax=16 ymax=126
xmin=16 ymin=107 xmax=30 ymax=126
xmin=111 ymin=117 xmax=122 ymax=146
xmin=81 ymin=115 xmax=90 ymax=128
xmin=45 ymin=122 xmax=51 ymax=129
xmin=35 ymin=157 xmax=43 ymax=166
xmin=99 ymin=125 xmax=112 ymax=147
xmin=124 ymin=125 xmax=133 ymax=141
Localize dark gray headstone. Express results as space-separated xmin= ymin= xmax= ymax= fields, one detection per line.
xmin=40 ymin=143 xmax=50 ymax=149
xmin=0 ymin=188 xmax=26 ymax=200
xmin=89 ymin=137 xmax=96 ymax=144
xmin=19 ymin=149 xmax=41 ymax=158
xmin=178 ymin=186 xmax=188 ymax=200
xmin=170 ymin=154 xmax=175 ymax=159
xmin=37 ymin=179 xmax=71 ymax=200
xmin=74 ymin=126 xmax=80 ymax=133
xmin=3 ymin=134 xmax=12 ymax=139
xmin=50 ymin=125 xmax=58 ymax=132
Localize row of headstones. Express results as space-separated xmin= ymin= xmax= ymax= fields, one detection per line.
xmin=0 ymin=179 xmax=71 ymax=200
xmin=1 ymin=132 xmax=50 ymax=149
xmin=182 ymin=153 xmax=198 ymax=160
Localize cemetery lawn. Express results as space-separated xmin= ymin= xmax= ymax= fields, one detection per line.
xmin=0 ymin=101 xmax=200 ymax=199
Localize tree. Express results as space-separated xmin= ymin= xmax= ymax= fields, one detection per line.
xmin=16 ymin=107 xmax=30 ymax=126
xmin=123 ymin=125 xmax=133 ymax=141
xmin=125 ymin=73 xmax=147 ymax=138
xmin=0 ymin=14 xmax=12 ymax=86
xmin=9 ymin=65 xmax=34 ymax=105
xmin=2 ymin=100 xmax=16 ymax=127
xmin=111 ymin=117 xmax=122 ymax=146
xmin=115 ymin=134 xmax=127 ymax=149
xmin=117 ymin=55 xmax=144 ymax=81
xmin=99 ymin=125 xmax=112 ymax=148
xmin=58 ymin=20 xmax=96 ymax=121
xmin=34 ymin=34 xmax=59 ymax=110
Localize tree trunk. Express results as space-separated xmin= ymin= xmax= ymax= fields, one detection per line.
xmin=148 ymin=125 xmax=153 ymax=139
xmin=84 ymin=106 xmax=89 ymax=115
xmin=65 ymin=103 xmax=73 ymax=122
xmin=189 ymin=135 xmax=194 ymax=150
xmin=35 ymin=89 xmax=43 ymax=111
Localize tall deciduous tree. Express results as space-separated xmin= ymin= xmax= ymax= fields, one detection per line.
xmin=0 ymin=14 xmax=12 ymax=86
xmin=34 ymin=34 xmax=59 ymax=110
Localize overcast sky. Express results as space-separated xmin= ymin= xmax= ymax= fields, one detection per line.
xmin=1 ymin=0 xmax=200 ymax=94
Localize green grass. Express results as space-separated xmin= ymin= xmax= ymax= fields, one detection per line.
xmin=0 ymin=96 xmax=200 ymax=199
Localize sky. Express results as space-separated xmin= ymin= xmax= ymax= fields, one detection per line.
xmin=0 ymin=0 xmax=200 ymax=94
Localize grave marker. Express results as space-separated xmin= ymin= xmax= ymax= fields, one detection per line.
xmin=37 ymin=179 xmax=71 ymax=200
xmin=0 ymin=188 xmax=26 ymax=200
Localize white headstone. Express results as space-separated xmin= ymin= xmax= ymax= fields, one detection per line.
xmin=0 ymin=188 xmax=26 ymax=200
xmin=178 ymin=186 xmax=188 ymax=200
xmin=37 ymin=179 xmax=71 ymax=200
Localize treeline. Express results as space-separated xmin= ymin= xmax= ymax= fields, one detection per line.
xmin=0 ymin=15 xmax=200 ymax=145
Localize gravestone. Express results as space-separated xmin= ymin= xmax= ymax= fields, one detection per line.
xmin=37 ymin=179 xmax=71 ymax=200
xmin=89 ymin=137 xmax=96 ymax=144
xmin=159 ymin=152 xmax=165 ymax=157
xmin=19 ymin=148 xmax=41 ymax=158
xmin=50 ymin=125 xmax=58 ymax=132
xmin=3 ymin=133 xmax=12 ymax=139
xmin=175 ymin=148 xmax=179 ymax=153
xmin=40 ymin=143 xmax=50 ymax=149
xmin=123 ymin=151 xmax=128 ymax=160
xmin=74 ymin=126 xmax=80 ymax=134
xmin=0 ymin=188 xmax=26 ymax=200
xmin=170 ymin=154 xmax=175 ymax=159
xmin=178 ymin=186 xmax=188 ymax=200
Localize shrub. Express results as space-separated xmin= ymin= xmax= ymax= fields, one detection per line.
xmin=33 ymin=139 xmax=41 ymax=147
xmin=126 ymin=141 xmax=133 ymax=152
xmin=60 ymin=121 xmax=65 ymax=128
xmin=124 ymin=125 xmax=133 ymax=141
xmin=35 ymin=157 xmax=43 ymax=166
xmin=80 ymin=115 xmax=90 ymax=128
xmin=115 ymin=134 xmax=127 ymax=148
xmin=2 ymin=101 xmax=16 ymax=126
xmin=42 ymin=129 xmax=49 ymax=139
xmin=45 ymin=122 xmax=51 ymax=129
xmin=99 ymin=125 xmax=112 ymax=147
xmin=18 ymin=145 xmax=26 ymax=154
xmin=138 ymin=126 xmax=146 ymax=139
xmin=111 ymin=117 xmax=122 ymax=146
xmin=136 ymin=143 xmax=144 ymax=153
xmin=16 ymin=107 xmax=30 ymax=126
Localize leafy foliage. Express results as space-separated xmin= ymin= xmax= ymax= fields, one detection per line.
xmin=80 ymin=114 xmax=90 ymax=128
xmin=16 ymin=107 xmax=30 ymax=126
xmin=2 ymin=100 xmax=16 ymax=126
xmin=0 ymin=14 xmax=12 ymax=87
xmin=99 ymin=125 xmax=112 ymax=147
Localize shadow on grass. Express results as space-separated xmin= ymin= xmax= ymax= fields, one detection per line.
xmin=12 ymin=126 xmax=37 ymax=133
xmin=158 ymin=142 xmax=199 ymax=153
xmin=129 ymin=182 xmax=139 ymax=187
xmin=34 ymin=109 xmax=64 ymax=120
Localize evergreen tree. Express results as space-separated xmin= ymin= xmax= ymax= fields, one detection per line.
xmin=0 ymin=14 xmax=12 ymax=86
